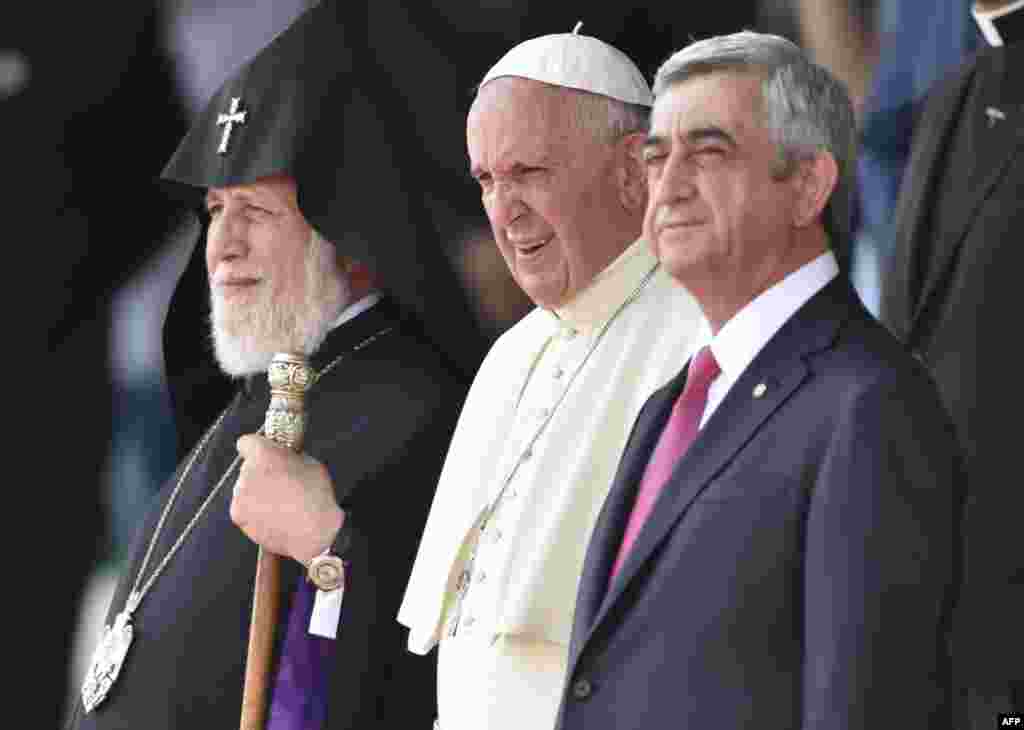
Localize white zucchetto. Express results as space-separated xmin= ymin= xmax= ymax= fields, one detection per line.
xmin=480 ymin=25 xmax=653 ymax=107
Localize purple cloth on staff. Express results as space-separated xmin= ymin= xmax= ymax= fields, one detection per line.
xmin=267 ymin=576 xmax=337 ymax=730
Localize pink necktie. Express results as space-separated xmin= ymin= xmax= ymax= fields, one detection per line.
xmin=608 ymin=346 xmax=721 ymax=582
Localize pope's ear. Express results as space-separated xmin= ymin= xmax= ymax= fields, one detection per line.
xmin=791 ymin=151 xmax=838 ymax=228
xmin=615 ymin=131 xmax=648 ymax=213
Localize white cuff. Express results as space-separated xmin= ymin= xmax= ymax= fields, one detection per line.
xmin=973 ymin=0 xmax=1024 ymax=47
xmin=309 ymin=585 xmax=345 ymax=639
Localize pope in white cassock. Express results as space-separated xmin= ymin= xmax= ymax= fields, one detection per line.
xmin=398 ymin=29 xmax=703 ymax=730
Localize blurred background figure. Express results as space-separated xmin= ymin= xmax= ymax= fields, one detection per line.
xmin=881 ymin=1 xmax=1024 ymax=726
xmin=450 ymin=225 xmax=534 ymax=339
xmin=761 ymin=0 xmax=981 ymax=315
xmin=844 ymin=0 xmax=979 ymax=314
xmin=165 ymin=0 xmax=313 ymax=119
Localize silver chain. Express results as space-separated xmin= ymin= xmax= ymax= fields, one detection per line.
xmin=447 ymin=263 xmax=660 ymax=636
xmin=483 ymin=263 xmax=659 ymax=527
xmin=125 ymin=325 xmax=395 ymax=612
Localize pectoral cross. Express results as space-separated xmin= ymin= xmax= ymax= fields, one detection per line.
xmin=216 ymin=97 xmax=248 ymax=155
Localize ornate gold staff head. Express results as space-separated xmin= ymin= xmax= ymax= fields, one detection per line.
xmin=263 ymin=352 xmax=315 ymax=451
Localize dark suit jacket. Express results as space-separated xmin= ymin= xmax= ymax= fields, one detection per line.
xmin=881 ymin=41 xmax=1024 ymax=712
xmin=557 ymin=278 xmax=964 ymax=730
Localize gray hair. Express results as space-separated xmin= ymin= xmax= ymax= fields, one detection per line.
xmin=653 ymin=31 xmax=856 ymax=251
xmin=571 ymin=90 xmax=650 ymax=143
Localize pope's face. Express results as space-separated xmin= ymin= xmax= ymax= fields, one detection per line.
xmin=466 ymin=77 xmax=628 ymax=310
xmin=643 ymin=71 xmax=799 ymax=301
xmin=204 ymin=174 xmax=347 ymax=374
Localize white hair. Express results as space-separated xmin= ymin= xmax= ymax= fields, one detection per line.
xmin=210 ymin=227 xmax=351 ymax=376
xmin=653 ymin=31 xmax=856 ymax=248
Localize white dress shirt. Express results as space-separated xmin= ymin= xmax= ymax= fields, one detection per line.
xmin=700 ymin=251 xmax=840 ymax=429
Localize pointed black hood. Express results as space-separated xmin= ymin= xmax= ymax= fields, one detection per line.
xmin=160 ymin=0 xmax=485 ymax=452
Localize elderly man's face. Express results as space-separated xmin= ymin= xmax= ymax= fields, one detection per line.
xmin=467 ymin=78 xmax=629 ymax=309
xmin=643 ymin=71 xmax=800 ymax=299
xmin=205 ymin=174 xmax=348 ymax=374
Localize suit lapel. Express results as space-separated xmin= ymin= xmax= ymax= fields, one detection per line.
xmin=572 ymin=371 xmax=686 ymax=637
xmin=910 ymin=44 xmax=1024 ymax=337
xmin=577 ymin=279 xmax=856 ymax=657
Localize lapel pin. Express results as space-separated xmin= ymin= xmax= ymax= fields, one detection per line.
xmin=216 ymin=96 xmax=248 ymax=155
xmin=753 ymin=383 xmax=767 ymax=399
xmin=985 ymin=106 xmax=1006 ymax=128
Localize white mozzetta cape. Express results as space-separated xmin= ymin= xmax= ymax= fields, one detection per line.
xmin=398 ymin=239 xmax=703 ymax=653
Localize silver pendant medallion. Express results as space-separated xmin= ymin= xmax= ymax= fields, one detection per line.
xmin=81 ymin=591 xmax=140 ymax=713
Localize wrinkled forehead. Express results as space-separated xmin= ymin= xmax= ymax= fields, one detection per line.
xmin=205 ymin=173 xmax=299 ymax=205
xmin=467 ymin=78 xmax=584 ymax=159
xmin=471 ymin=77 xmax=577 ymax=126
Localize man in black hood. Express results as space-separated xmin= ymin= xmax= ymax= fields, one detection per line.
xmin=68 ymin=2 xmax=483 ymax=728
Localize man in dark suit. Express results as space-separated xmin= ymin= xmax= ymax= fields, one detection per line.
xmin=556 ymin=31 xmax=965 ymax=730
xmin=881 ymin=2 xmax=1024 ymax=726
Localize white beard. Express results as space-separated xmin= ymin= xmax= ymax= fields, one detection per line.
xmin=210 ymin=229 xmax=352 ymax=377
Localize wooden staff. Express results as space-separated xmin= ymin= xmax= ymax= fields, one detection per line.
xmin=240 ymin=353 xmax=314 ymax=730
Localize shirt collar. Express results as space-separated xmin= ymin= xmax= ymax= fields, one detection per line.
xmin=702 ymin=251 xmax=839 ymax=385
xmin=549 ymin=238 xmax=658 ymax=333
xmin=973 ymin=0 xmax=1024 ymax=46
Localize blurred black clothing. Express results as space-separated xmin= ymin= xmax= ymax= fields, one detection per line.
xmin=881 ymin=35 xmax=1024 ymax=730
xmin=7 ymin=5 xmax=187 ymax=726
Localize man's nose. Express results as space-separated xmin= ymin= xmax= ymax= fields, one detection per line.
xmin=486 ymin=181 xmax=528 ymax=229
xmin=206 ymin=208 xmax=249 ymax=268
xmin=652 ymin=154 xmax=697 ymax=206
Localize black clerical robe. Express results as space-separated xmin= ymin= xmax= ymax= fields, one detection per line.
xmin=70 ymin=299 xmax=465 ymax=729
xmin=881 ymin=39 xmax=1024 ymax=724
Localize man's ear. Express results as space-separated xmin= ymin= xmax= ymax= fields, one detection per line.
xmin=615 ymin=131 xmax=648 ymax=213
xmin=792 ymin=151 xmax=838 ymax=228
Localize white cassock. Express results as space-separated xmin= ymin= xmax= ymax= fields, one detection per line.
xmin=398 ymin=239 xmax=704 ymax=730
